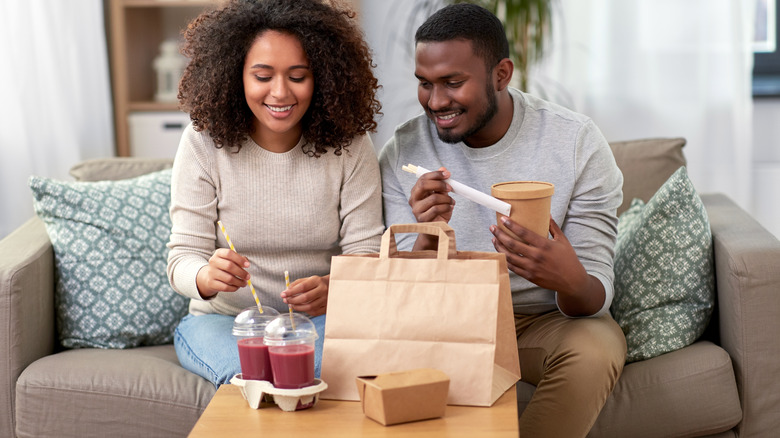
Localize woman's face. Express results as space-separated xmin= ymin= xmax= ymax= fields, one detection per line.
xmin=243 ymin=30 xmax=314 ymax=152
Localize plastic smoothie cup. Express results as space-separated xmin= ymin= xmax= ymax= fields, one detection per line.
xmin=232 ymin=306 xmax=280 ymax=382
xmin=491 ymin=181 xmax=555 ymax=239
xmin=263 ymin=313 xmax=318 ymax=389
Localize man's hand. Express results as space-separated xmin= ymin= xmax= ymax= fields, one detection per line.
xmin=490 ymin=216 xmax=605 ymax=316
xmin=408 ymin=167 xmax=454 ymax=250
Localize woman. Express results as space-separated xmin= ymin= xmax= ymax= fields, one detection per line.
xmin=167 ymin=0 xmax=383 ymax=387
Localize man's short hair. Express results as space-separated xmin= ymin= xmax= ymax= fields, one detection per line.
xmin=415 ymin=3 xmax=510 ymax=70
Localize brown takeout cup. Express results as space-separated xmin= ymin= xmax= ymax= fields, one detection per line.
xmin=356 ymin=368 xmax=450 ymax=426
xmin=491 ymin=181 xmax=554 ymax=239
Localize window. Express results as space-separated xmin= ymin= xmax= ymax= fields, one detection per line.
xmin=754 ymin=0 xmax=780 ymax=96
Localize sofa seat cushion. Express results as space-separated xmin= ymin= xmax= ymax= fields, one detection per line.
xmin=15 ymin=345 xmax=216 ymax=438
xmin=517 ymin=341 xmax=741 ymax=438
xmin=589 ymin=341 xmax=741 ymax=437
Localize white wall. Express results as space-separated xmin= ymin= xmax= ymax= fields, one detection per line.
xmin=360 ymin=0 xmax=440 ymax=151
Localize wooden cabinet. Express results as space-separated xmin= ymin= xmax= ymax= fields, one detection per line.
xmin=108 ymin=0 xmax=220 ymax=156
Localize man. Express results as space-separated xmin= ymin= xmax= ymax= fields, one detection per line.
xmin=378 ymin=3 xmax=626 ymax=436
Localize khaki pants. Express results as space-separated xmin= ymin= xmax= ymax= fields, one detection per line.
xmin=515 ymin=311 xmax=626 ymax=438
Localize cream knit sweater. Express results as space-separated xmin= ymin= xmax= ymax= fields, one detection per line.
xmin=167 ymin=124 xmax=384 ymax=316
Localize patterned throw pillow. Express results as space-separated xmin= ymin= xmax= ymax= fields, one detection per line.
xmin=611 ymin=167 xmax=714 ymax=363
xmin=30 ymin=169 xmax=189 ymax=349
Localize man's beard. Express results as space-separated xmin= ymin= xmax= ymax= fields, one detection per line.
xmin=435 ymin=81 xmax=498 ymax=145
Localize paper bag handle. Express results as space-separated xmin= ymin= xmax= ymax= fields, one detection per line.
xmin=380 ymin=222 xmax=457 ymax=260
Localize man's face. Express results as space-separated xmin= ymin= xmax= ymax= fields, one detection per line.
xmin=415 ymin=39 xmax=498 ymax=147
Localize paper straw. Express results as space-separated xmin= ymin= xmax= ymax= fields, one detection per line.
xmin=284 ymin=271 xmax=296 ymax=330
xmin=216 ymin=221 xmax=263 ymax=314
xmin=402 ymin=164 xmax=512 ymax=216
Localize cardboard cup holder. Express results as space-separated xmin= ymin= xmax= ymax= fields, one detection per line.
xmin=230 ymin=374 xmax=328 ymax=412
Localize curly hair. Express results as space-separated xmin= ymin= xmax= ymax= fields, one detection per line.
xmin=178 ymin=0 xmax=381 ymax=155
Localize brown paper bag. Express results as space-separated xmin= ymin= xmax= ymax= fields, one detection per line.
xmin=320 ymin=222 xmax=520 ymax=406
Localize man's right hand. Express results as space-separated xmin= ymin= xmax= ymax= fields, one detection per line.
xmin=408 ymin=167 xmax=455 ymax=250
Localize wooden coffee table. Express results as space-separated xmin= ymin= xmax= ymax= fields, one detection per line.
xmin=188 ymin=384 xmax=519 ymax=437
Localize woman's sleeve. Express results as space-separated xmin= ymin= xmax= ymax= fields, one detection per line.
xmin=337 ymin=134 xmax=385 ymax=255
xmin=166 ymin=125 xmax=218 ymax=300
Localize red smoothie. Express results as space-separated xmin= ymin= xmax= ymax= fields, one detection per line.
xmin=237 ymin=337 xmax=273 ymax=382
xmin=268 ymin=344 xmax=315 ymax=389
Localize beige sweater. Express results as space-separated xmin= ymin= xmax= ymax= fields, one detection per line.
xmin=167 ymin=124 xmax=384 ymax=316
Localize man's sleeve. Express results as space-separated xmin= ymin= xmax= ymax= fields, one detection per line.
xmin=378 ymin=135 xmax=420 ymax=252
xmin=559 ymin=120 xmax=623 ymax=317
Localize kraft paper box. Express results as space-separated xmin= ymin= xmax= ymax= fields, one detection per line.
xmin=356 ymin=368 xmax=449 ymax=426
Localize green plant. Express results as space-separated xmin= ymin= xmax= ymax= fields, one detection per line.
xmin=454 ymin=0 xmax=553 ymax=91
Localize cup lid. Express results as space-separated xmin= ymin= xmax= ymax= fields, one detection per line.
xmin=263 ymin=313 xmax=318 ymax=346
xmin=232 ymin=306 xmax=280 ymax=337
xmin=491 ymin=181 xmax=554 ymax=200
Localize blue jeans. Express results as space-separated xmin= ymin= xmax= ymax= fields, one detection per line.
xmin=174 ymin=313 xmax=326 ymax=387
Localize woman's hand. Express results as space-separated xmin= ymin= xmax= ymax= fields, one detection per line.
xmin=281 ymin=275 xmax=330 ymax=317
xmin=195 ymin=248 xmax=251 ymax=299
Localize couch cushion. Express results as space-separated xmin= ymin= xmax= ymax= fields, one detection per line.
xmin=69 ymin=157 xmax=174 ymax=182
xmin=29 ymin=169 xmax=189 ymax=348
xmin=611 ymin=167 xmax=714 ymax=362
xmin=590 ymin=341 xmax=741 ymax=437
xmin=15 ymin=345 xmax=216 ymax=438
xmin=515 ymin=342 xmax=741 ymax=437
xmin=609 ymin=137 xmax=686 ymax=216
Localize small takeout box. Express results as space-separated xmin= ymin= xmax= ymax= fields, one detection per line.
xmin=355 ymin=368 xmax=450 ymax=426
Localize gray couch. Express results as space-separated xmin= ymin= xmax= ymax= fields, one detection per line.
xmin=1 ymin=139 xmax=779 ymax=437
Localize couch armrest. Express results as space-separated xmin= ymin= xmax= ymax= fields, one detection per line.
xmin=0 ymin=217 xmax=56 ymax=437
xmin=701 ymin=193 xmax=780 ymax=437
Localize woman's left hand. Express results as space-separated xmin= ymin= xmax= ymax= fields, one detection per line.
xmin=281 ymin=275 xmax=330 ymax=317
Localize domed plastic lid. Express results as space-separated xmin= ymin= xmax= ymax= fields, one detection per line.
xmin=232 ymin=306 xmax=280 ymax=337
xmin=491 ymin=181 xmax=554 ymax=200
xmin=263 ymin=313 xmax=318 ymax=346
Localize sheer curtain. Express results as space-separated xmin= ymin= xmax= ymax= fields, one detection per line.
xmin=0 ymin=0 xmax=114 ymax=238
xmin=535 ymin=0 xmax=755 ymax=211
